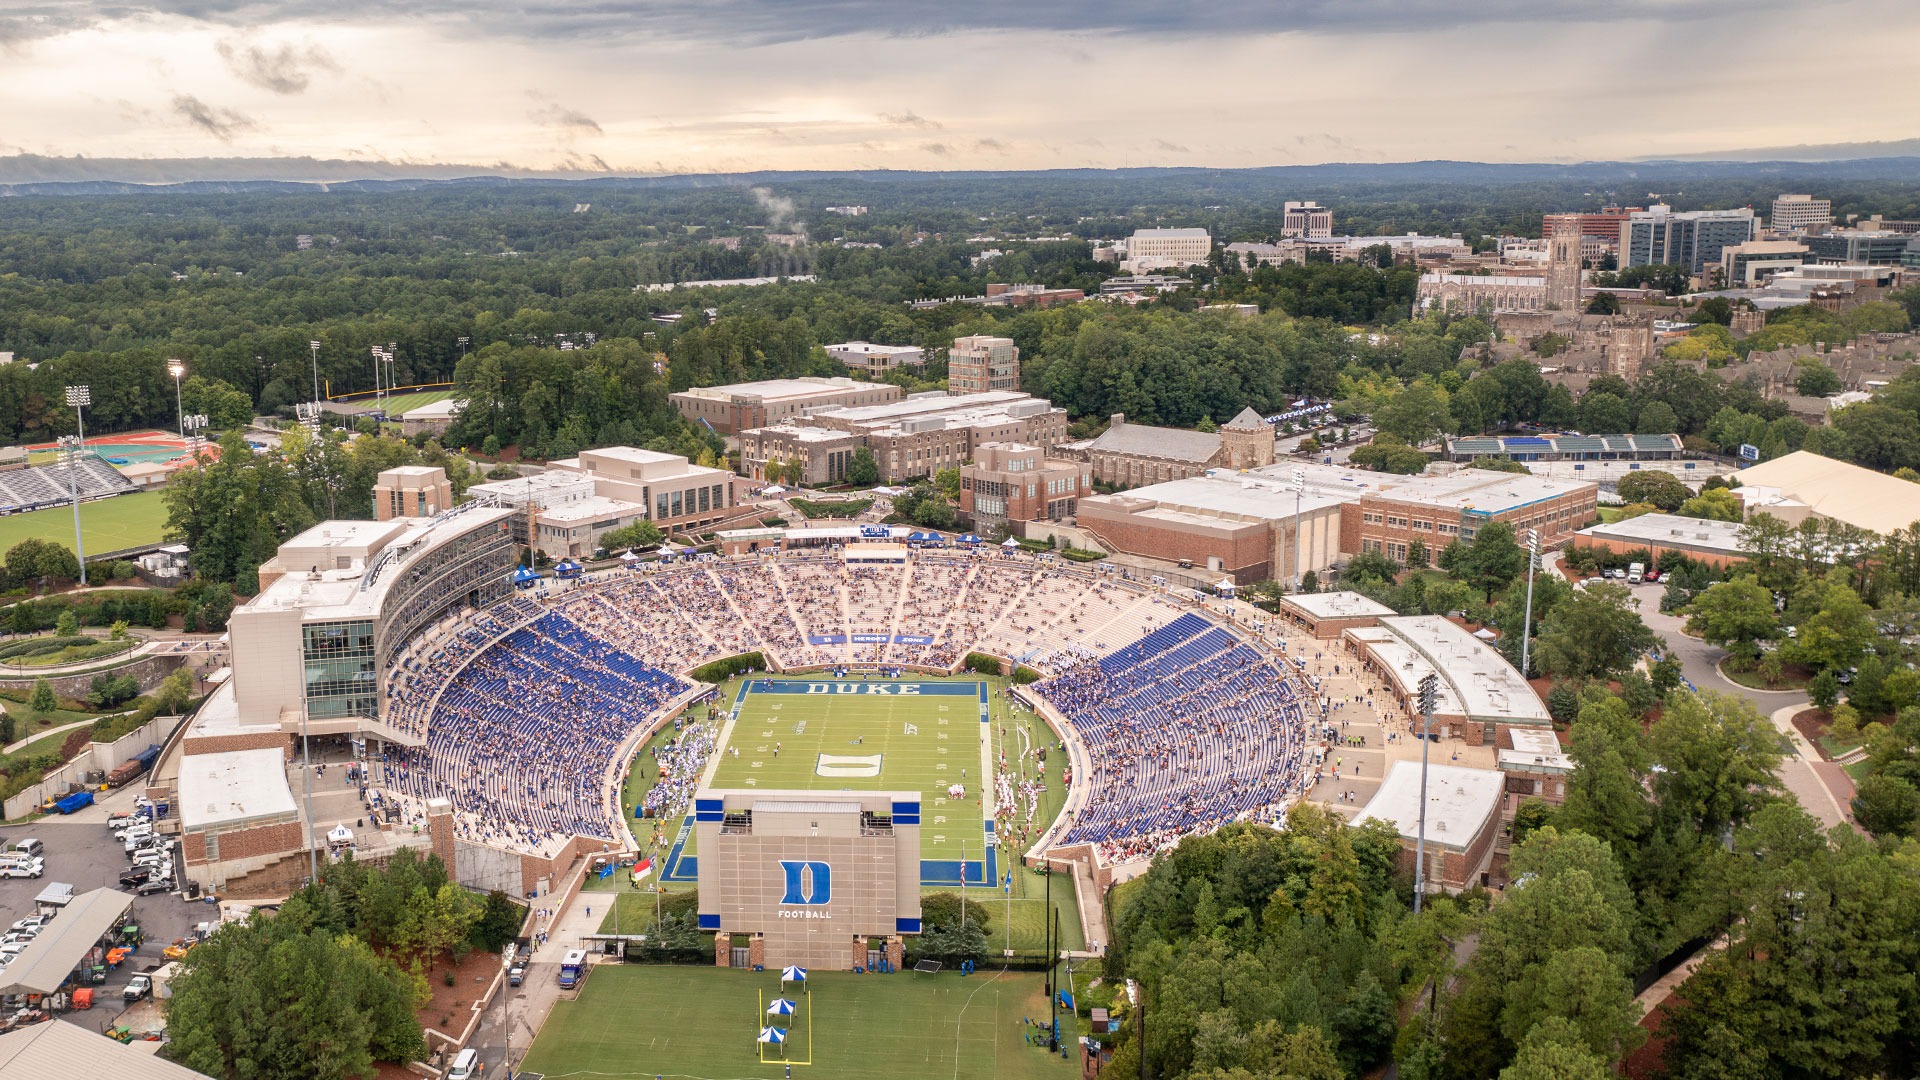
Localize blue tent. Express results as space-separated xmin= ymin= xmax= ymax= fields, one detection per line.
xmin=511 ymin=566 xmax=540 ymax=587
xmin=781 ymin=966 xmax=808 ymax=984
xmin=957 ymin=534 xmax=980 ymax=544
xmin=554 ymin=560 xmax=583 ymax=579
xmin=757 ymin=1026 xmax=786 ymax=1044
xmin=767 ymin=998 xmax=797 ymax=1016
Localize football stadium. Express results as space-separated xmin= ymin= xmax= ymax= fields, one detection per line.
xmin=194 ymin=465 xmax=1316 ymax=1072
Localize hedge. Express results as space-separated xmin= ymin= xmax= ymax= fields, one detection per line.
xmin=1012 ymin=666 xmax=1043 ymax=685
xmin=790 ymin=498 xmax=872 ymax=519
xmin=689 ymin=653 xmax=765 ymax=684
xmin=0 ymin=635 xmax=95 ymax=660
xmin=962 ymin=653 xmax=1003 ymax=676
xmin=1060 ymin=548 xmax=1107 ymax=562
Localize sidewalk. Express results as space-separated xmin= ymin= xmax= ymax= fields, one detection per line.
xmin=1770 ymin=702 xmax=1851 ymax=828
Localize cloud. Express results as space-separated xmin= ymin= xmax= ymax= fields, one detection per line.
xmin=216 ymin=37 xmax=339 ymax=94
xmin=1153 ymin=139 xmax=1189 ymax=153
xmin=974 ymin=138 xmax=1009 ymax=153
xmin=2 ymin=0 xmax=1800 ymax=47
xmin=530 ymin=103 xmax=603 ymax=134
xmin=879 ymin=109 xmax=941 ymax=130
xmin=171 ymin=94 xmax=258 ymax=141
xmin=919 ymin=142 xmax=952 ymax=156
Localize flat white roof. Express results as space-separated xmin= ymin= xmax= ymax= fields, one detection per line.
xmin=677 ymin=378 xmax=862 ymax=402
xmin=1101 ymin=474 xmax=1348 ymax=521
xmin=179 ymin=747 xmax=299 ymax=831
xmin=1281 ymin=590 xmax=1396 ymax=621
xmin=1500 ymin=729 xmax=1573 ymax=773
xmin=1577 ymin=512 xmax=1747 ymax=552
xmin=1357 ymin=761 xmax=1504 ymax=851
xmin=538 ymin=495 xmax=644 ymax=524
xmin=1130 ymin=228 xmax=1210 ymax=238
xmin=1380 ymin=615 xmax=1551 ymax=724
xmin=280 ymin=518 xmax=405 ymax=551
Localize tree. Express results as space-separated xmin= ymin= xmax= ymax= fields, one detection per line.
xmin=27 ymin=677 xmax=56 ymax=715
xmin=163 ymin=912 xmax=426 ymax=1080
xmin=1614 ymin=470 xmax=1689 ymax=512
xmin=1539 ymin=384 xmax=1579 ymax=430
xmin=1453 ymin=519 xmax=1527 ymax=602
xmin=1683 ymin=579 xmax=1777 ymax=663
xmin=1406 ymin=536 xmax=1429 ymax=569
xmin=1343 ymin=550 xmax=1400 ymax=585
xmin=1809 ymin=668 xmax=1841 ymax=710
xmin=1676 ymin=487 xmax=1742 ymax=522
xmin=933 ymin=466 xmax=961 ymax=500
xmin=1795 ymin=364 xmax=1843 ymax=398
xmin=1635 ymin=400 xmax=1679 ymax=436
xmin=1831 ymin=401 xmax=1920 ymax=471
xmin=1584 ymin=292 xmax=1621 ymax=316
xmin=1576 ymin=391 xmax=1630 ymax=435
xmin=54 ymin=608 xmax=78 ymax=637
xmin=599 ymin=519 xmax=663 ymax=551
xmin=1793 ymin=581 xmax=1874 ymax=673
xmin=1532 ymin=582 xmax=1656 ymax=683
xmin=1375 ymin=378 xmax=1453 ymax=446
xmin=846 ymin=447 xmax=879 ymax=485
xmin=1851 ymin=773 xmax=1919 ymax=838
xmin=1349 ymin=435 xmax=1429 ymax=474
xmin=1649 ymin=692 xmax=1787 ymax=835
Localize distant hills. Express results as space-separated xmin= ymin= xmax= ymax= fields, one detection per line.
xmin=2 ymin=152 xmax=1920 ymax=196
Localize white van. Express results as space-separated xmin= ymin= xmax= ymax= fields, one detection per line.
xmin=13 ymin=839 xmax=42 ymax=858
xmin=1627 ymin=562 xmax=1645 ymax=584
xmin=446 ymin=1048 xmax=479 ymax=1080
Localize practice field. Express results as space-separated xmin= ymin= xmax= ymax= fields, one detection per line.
xmin=518 ymin=965 xmax=1077 ymax=1080
xmin=25 ymin=429 xmax=193 ymax=465
xmin=0 ymin=490 xmax=169 ymax=555
xmin=670 ymin=679 xmax=995 ymax=886
xmin=368 ymin=389 xmax=457 ymax=414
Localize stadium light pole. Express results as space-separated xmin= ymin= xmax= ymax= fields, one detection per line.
xmin=167 ymin=360 xmax=186 ymax=438
xmin=64 ymin=385 xmax=90 ymax=586
xmin=309 ymin=340 xmax=322 ymax=405
xmin=1413 ymin=673 xmax=1439 ymax=915
xmin=1519 ymin=528 xmax=1541 ymax=681
xmin=1291 ymin=466 xmax=1306 ymax=591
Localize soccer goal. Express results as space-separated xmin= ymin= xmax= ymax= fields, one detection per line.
xmin=913 ymin=960 xmax=942 ymax=976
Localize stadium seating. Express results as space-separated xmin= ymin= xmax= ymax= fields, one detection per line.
xmin=0 ymin=457 xmax=134 ymax=513
xmin=378 ymin=554 xmax=1311 ymax=861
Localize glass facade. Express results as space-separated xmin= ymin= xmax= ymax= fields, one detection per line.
xmin=304 ymin=619 xmax=377 ymax=719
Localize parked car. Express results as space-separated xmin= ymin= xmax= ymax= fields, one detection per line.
xmin=9 ymin=915 xmax=49 ymax=933
xmin=119 ymin=868 xmax=155 ymax=888
xmin=123 ymin=975 xmax=152 ymax=1003
xmin=508 ymin=962 xmax=526 ymax=986
xmin=133 ymin=878 xmax=173 ymax=896
xmin=0 ymin=862 xmax=43 ymax=880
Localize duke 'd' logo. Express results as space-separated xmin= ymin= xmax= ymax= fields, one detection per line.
xmin=779 ymin=860 xmax=832 ymax=906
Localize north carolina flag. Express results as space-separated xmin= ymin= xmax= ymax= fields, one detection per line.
xmin=631 ymin=857 xmax=653 ymax=880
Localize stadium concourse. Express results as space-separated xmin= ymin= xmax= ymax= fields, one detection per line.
xmin=375 ymin=551 xmax=1320 ymax=877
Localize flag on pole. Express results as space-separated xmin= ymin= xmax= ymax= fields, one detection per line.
xmin=631 ymin=857 xmax=653 ymax=880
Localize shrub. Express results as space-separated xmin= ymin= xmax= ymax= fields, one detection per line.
xmin=1060 ymin=547 xmax=1106 ymax=562
xmin=1012 ymin=666 xmax=1043 ymax=685
xmin=28 ymin=678 xmax=56 ymax=714
xmin=688 ymin=653 xmax=765 ymax=684
xmin=920 ymin=892 xmax=994 ymax=933
xmin=1546 ymin=683 xmax=1580 ymax=725
xmin=962 ymin=653 xmax=1003 ymax=676
xmin=0 ymin=635 xmax=94 ymax=660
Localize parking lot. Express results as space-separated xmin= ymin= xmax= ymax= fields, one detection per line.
xmin=0 ymin=813 xmax=210 ymax=1035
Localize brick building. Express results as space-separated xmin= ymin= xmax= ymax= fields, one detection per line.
xmin=738 ymin=391 xmax=1069 ymax=485
xmin=948 ymin=335 xmax=1021 ymax=394
xmin=959 ymin=443 xmax=1093 ymax=526
xmin=373 ymin=465 xmax=453 ymax=521
xmin=1340 ymin=615 xmax=1551 ymax=747
xmin=670 ymin=377 xmax=902 ymax=434
xmin=1077 ymin=462 xmax=1597 ymax=583
xmin=826 ymin=342 xmax=925 ymax=374
xmin=1357 ymin=762 xmax=1505 ymax=892
xmin=1086 ymin=407 xmax=1275 ymax=487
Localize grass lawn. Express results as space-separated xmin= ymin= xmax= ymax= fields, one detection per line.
xmin=1597 ymin=507 xmax=1626 ymax=523
xmin=373 ymin=389 xmax=458 ymax=415
xmin=0 ymin=490 xmax=169 ymax=555
xmin=1719 ymin=662 xmax=1812 ymax=692
xmin=6 ymin=640 xmax=136 ymax=667
xmin=519 ymin=965 xmax=1078 ymax=1080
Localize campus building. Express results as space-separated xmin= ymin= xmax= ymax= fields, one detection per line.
xmin=1770 ymin=193 xmax=1832 ymax=232
xmin=525 ymin=446 xmax=740 ymax=549
xmin=694 ymin=788 xmax=922 ymax=970
xmin=825 ymin=342 xmax=925 ymax=374
xmin=1085 ymin=408 xmax=1275 ymax=486
xmin=1442 ymin=433 xmax=1683 ymax=463
xmin=373 ymin=465 xmax=453 ymax=521
xmin=1124 ymin=227 xmax=1212 ymax=267
xmin=1282 ymin=201 xmax=1334 ymax=239
xmin=1077 ymin=462 xmax=1596 ymax=584
xmin=947 ymin=335 xmax=1020 ymax=394
xmin=1339 ymin=614 xmax=1552 ymax=747
xmin=1573 ymin=513 xmax=1749 ymax=569
xmin=1359 ymin=762 xmax=1506 ymax=891
xmin=959 ymin=443 xmax=1094 ymax=526
xmin=1620 ymin=206 xmax=1758 ymax=275
xmin=738 ymin=391 xmax=1069 ymax=485
xmin=670 ymin=377 xmax=903 ymax=434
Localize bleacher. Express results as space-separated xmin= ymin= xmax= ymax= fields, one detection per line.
xmin=0 ymin=457 xmax=134 ymax=513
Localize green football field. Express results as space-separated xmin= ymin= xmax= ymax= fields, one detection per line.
xmin=701 ymin=678 xmax=993 ymax=877
xmin=518 ymin=965 xmax=1079 ymax=1080
xmin=371 ymin=389 xmax=457 ymax=414
xmin=0 ymin=490 xmax=169 ymax=555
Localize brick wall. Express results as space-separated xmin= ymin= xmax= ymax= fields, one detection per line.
xmin=1581 ymin=534 xmax=1740 ymax=569
xmin=0 ymin=651 xmax=188 ymax=698
xmin=1079 ymin=508 xmax=1271 ymax=583
xmin=188 ymin=820 xmax=304 ymax=865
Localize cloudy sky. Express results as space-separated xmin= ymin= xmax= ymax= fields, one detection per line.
xmin=3 ymin=0 xmax=1918 ymax=176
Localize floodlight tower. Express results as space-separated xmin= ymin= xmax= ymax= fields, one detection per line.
xmin=309 ymin=339 xmax=322 ymax=404
xmin=1412 ymin=672 xmax=1439 ymax=914
xmin=64 ymin=385 xmax=90 ymax=586
xmin=167 ymin=359 xmax=186 ymax=438
xmin=1291 ymin=466 xmax=1306 ymax=591
xmin=1519 ymin=528 xmax=1541 ymax=680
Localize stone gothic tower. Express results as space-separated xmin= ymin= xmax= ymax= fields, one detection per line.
xmin=1546 ymin=219 xmax=1582 ymax=310
xmin=1218 ymin=407 xmax=1276 ymax=469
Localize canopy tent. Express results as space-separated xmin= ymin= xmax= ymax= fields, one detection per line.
xmin=1472 ymin=627 xmax=1499 ymax=641
xmin=781 ymin=965 xmax=807 ymax=983
xmin=767 ymin=998 xmax=797 ymax=1016
xmin=957 ymin=534 xmax=980 ymax=543
xmin=1216 ymin=579 xmax=1237 ymax=595
xmin=511 ymin=565 xmax=540 ymax=584
xmin=0 ymin=887 xmax=132 ymax=995
xmin=1001 ymin=537 xmax=1021 ymax=548
xmin=618 ymin=550 xmax=640 ymax=562
xmin=760 ymin=485 xmax=788 ymax=495
xmin=326 ymin=823 xmax=354 ymax=846
xmin=757 ymin=1027 xmax=787 ymax=1044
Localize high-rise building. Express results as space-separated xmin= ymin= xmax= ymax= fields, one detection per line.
xmin=1771 ymin=194 xmax=1832 ymax=232
xmin=1125 ymin=228 xmax=1212 ymax=264
xmin=948 ymin=335 xmax=1020 ymax=394
xmin=1620 ymin=206 xmax=1757 ymax=275
xmin=1542 ymin=207 xmax=1642 ymax=244
xmin=1282 ymin=201 xmax=1334 ymax=239
xmin=1546 ymin=220 xmax=1583 ymax=310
